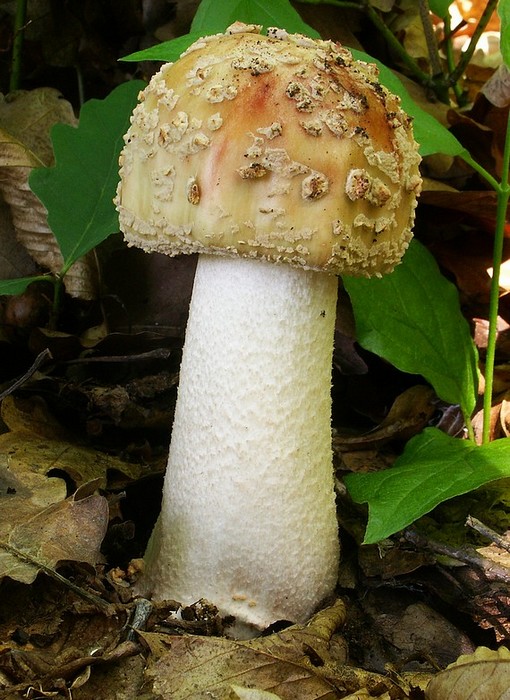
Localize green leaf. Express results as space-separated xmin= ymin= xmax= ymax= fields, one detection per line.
xmin=190 ymin=0 xmax=319 ymax=36
xmin=428 ymin=0 xmax=453 ymax=18
xmin=122 ymin=0 xmax=318 ymax=63
xmin=121 ymin=32 xmax=203 ymax=63
xmin=343 ymin=239 xmax=479 ymax=418
xmin=345 ymin=428 xmax=510 ymax=543
xmin=351 ymin=49 xmax=467 ymax=158
xmin=29 ymin=80 xmax=145 ymax=272
xmin=0 ymin=276 xmax=51 ymax=296
xmin=499 ymin=0 xmax=510 ymax=67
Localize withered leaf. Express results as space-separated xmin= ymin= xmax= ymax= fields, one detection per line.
xmin=0 ymin=458 xmax=107 ymax=583
xmin=142 ymin=600 xmax=348 ymax=700
xmin=426 ymin=646 xmax=510 ymax=699
xmin=0 ymin=429 xmax=142 ymax=489
xmin=334 ymin=385 xmax=436 ymax=453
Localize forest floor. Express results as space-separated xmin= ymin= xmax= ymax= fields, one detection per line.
xmin=0 ymin=1 xmax=509 ymax=698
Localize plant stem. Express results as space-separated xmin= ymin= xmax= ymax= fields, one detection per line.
xmin=443 ymin=13 xmax=464 ymax=105
xmin=448 ymin=0 xmax=499 ymax=88
xmin=418 ymin=0 xmax=442 ymax=77
xmin=9 ymin=0 xmax=28 ymax=92
xmin=482 ymin=110 xmax=510 ymax=444
xmin=49 ymin=275 xmax=64 ymax=330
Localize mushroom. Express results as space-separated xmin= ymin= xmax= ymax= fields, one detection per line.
xmin=116 ymin=23 xmax=421 ymax=637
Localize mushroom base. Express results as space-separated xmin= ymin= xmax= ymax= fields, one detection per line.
xmin=138 ymin=254 xmax=340 ymax=637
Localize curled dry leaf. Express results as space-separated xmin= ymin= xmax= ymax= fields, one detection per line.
xmin=334 ymin=385 xmax=437 ymax=454
xmin=426 ymin=646 xmax=510 ymax=700
xmin=0 ymin=89 xmax=97 ymax=298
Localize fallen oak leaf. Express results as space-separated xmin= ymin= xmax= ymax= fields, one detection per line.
xmin=141 ymin=600 xmax=347 ymax=700
xmin=426 ymin=646 xmax=510 ymax=699
xmin=0 ymin=427 xmax=142 ymax=489
xmin=0 ymin=477 xmax=108 ymax=586
xmin=140 ymin=600 xmax=406 ymax=698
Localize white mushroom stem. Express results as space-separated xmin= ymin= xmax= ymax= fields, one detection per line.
xmin=140 ymin=254 xmax=340 ymax=637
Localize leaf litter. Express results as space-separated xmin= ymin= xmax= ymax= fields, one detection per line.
xmin=0 ymin=1 xmax=510 ymax=698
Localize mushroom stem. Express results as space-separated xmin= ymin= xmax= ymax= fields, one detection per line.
xmin=139 ymin=254 xmax=340 ymax=637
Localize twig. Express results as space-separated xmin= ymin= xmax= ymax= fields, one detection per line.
xmin=403 ymin=528 xmax=510 ymax=583
xmin=0 ymin=347 xmax=52 ymax=401
xmin=443 ymin=12 xmax=464 ymax=105
xmin=9 ymin=0 xmax=28 ymax=92
xmin=466 ymin=515 xmax=510 ymax=554
xmin=65 ymin=347 xmax=173 ymax=364
xmin=0 ymin=540 xmax=113 ymax=613
xmin=124 ymin=597 xmax=154 ymax=641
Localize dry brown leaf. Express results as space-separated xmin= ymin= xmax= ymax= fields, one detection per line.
xmin=500 ymin=392 xmax=510 ymax=437
xmin=0 ymin=88 xmax=75 ymax=164
xmin=0 ymin=407 xmax=141 ymax=584
xmin=230 ymin=687 xmax=284 ymax=700
xmin=0 ymin=454 xmax=107 ymax=584
xmin=142 ymin=600 xmax=348 ymax=700
xmin=452 ymin=0 xmax=500 ymax=33
xmin=334 ymin=385 xmax=436 ymax=452
xmin=477 ymin=543 xmax=510 ymax=571
xmin=0 ymin=89 xmax=97 ymax=299
xmin=426 ymin=646 xmax=510 ymax=699
xmin=1 ymin=394 xmax=75 ymax=441
xmin=0 ymin=429 xmax=142 ymax=489
xmin=0 ymin=196 xmax=40 ymax=281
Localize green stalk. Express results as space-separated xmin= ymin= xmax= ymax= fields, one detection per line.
xmin=448 ymin=0 xmax=499 ymax=89
xmin=482 ymin=110 xmax=510 ymax=444
xmin=49 ymin=275 xmax=64 ymax=330
xmin=9 ymin=0 xmax=28 ymax=92
xmin=442 ymin=13 xmax=464 ymax=105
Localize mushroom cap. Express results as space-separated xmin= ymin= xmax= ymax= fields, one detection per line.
xmin=116 ymin=24 xmax=422 ymax=276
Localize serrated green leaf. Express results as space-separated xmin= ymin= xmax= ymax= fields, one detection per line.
xmin=344 ymin=240 xmax=479 ymax=418
xmin=499 ymin=0 xmax=510 ymax=67
xmin=190 ymin=0 xmax=319 ymax=36
xmin=28 ymin=80 xmax=145 ymax=272
xmin=345 ymin=428 xmax=510 ymax=543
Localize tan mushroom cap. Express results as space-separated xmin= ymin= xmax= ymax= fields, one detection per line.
xmin=116 ymin=23 xmax=422 ymax=276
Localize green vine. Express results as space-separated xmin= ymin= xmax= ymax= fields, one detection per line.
xmin=9 ymin=0 xmax=28 ymax=92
